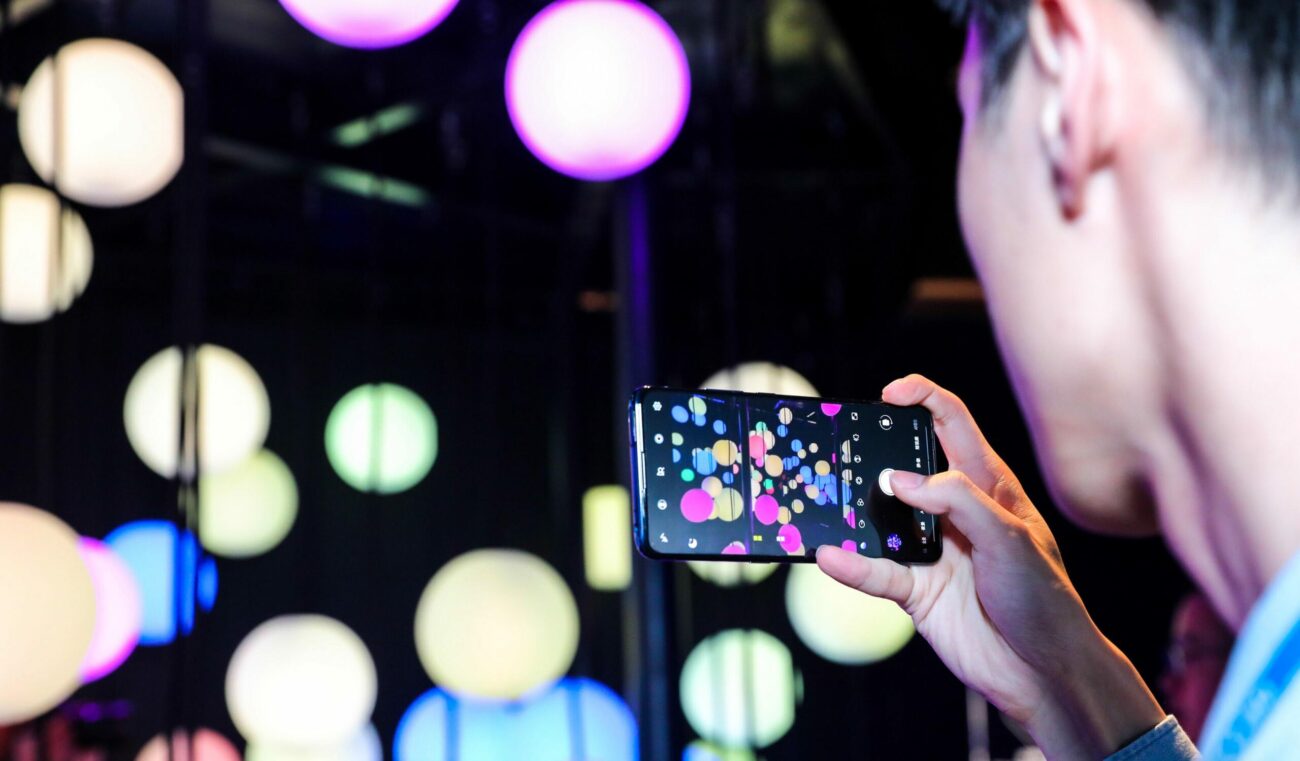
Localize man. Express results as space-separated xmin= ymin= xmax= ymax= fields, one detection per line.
xmin=814 ymin=0 xmax=1300 ymax=758
xmin=1162 ymin=593 xmax=1234 ymax=743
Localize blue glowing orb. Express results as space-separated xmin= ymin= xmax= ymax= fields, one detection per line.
xmin=104 ymin=520 xmax=217 ymax=645
xmin=394 ymin=678 xmax=636 ymax=761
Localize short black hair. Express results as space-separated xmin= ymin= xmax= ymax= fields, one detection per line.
xmin=941 ymin=0 xmax=1300 ymax=179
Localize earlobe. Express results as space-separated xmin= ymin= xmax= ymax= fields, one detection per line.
xmin=1027 ymin=0 xmax=1105 ymax=219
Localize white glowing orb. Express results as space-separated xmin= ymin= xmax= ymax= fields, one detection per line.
xmin=325 ymin=383 xmax=437 ymax=495
xmin=414 ymin=549 xmax=579 ymax=702
xmin=699 ymin=362 xmax=819 ymax=397
xmin=278 ymin=0 xmax=459 ymax=49
xmin=506 ymin=0 xmax=691 ymax=181
xmin=136 ymin=728 xmax=242 ymax=761
xmin=124 ymin=344 xmax=270 ymax=480
xmin=0 ymin=503 xmax=96 ymax=724
xmin=226 ymin=615 xmax=377 ymax=750
xmin=0 ymin=184 xmax=93 ymax=324
xmin=679 ymin=629 xmax=799 ymax=749
xmin=77 ymin=538 xmax=142 ymax=683
xmin=246 ymin=724 xmax=381 ymax=761
xmin=19 ymin=38 xmax=183 ymax=207
xmin=583 ymin=485 xmax=632 ymax=591
xmin=785 ymin=562 xmax=914 ymax=665
xmin=200 ymin=449 xmax=298 ymax=559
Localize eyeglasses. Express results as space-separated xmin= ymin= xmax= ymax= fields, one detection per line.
xmin=1165 ymin=637 xmax=1231 ymax=674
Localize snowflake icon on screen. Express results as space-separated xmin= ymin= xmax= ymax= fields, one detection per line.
xmin=886 ymin=533 xmax=903 ymax=552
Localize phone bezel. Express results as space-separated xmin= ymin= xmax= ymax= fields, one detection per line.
xmin=628 ymin=386 xmax=941 ymax=565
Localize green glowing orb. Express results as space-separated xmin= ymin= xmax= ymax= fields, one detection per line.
xmin=325 ymin=383 xmax=437 ymax=495
xmin=679 ymin=629 xmax=800 ymax=749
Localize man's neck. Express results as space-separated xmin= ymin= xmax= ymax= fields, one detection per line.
xmin=1133 ymin=178 xmax=1300 ymax=629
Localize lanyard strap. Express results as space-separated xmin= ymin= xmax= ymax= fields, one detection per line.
xmin=1218 ymin=617 xmax=1300 ymax=759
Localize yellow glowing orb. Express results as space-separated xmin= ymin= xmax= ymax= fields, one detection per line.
xmin=582 ymin=486 xmax=632 ymax=592
xmin=0 ymin=503 xmax=96 ymax=724
xmin=414 ymin=549 xmax=579 ymax=701
xmin=0 ymin=184 xmax=93 ymax=324
xmin=699 ymin=362 xmax=819 ymax=397
xmin=785 ymin=563 xmax=914 ymax=665
xmin=200 ymin=449 xmax=298 ymax=559
xmin=325 ymin=383 xmax=437 ymax=495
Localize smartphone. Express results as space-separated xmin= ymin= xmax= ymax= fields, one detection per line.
xmin=629 ymin=387 xmax=940 ymax=564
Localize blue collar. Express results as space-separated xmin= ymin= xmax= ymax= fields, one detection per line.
xmin=1199 ymin=550 xmax=1300 ymax=756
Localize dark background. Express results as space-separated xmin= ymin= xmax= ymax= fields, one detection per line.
xmin=0 ymin=0 xmax=1191 ymax=758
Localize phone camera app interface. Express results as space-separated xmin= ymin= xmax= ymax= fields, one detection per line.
xmin=637 ymin=390 xmax=933 ymax=559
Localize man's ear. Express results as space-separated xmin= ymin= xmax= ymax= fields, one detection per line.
xmin=1028 ymin=0 xmax=1116 ymax=219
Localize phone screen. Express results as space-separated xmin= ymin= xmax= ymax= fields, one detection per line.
xmin=630 ymin=387 xmax=939 ymax=564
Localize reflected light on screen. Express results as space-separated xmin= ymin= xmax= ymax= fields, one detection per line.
xmin=18 ymin=38 xmax=182 ymax=207
xmin=0 ymin=184 xmax=93 ymax=324
xmin=414 ymin=549 xmax=579 ymax=702
xmin=582 ymin=485 xmax=632 ymax=591
xmin=505 ymin=0 xmax=691 ymax=181
xmin=785 ymin=562 xmax=914 ymax=665
xmin=77 ymin=538 xmax=142 ymax=683
xmin=325 ymin=383 xmax=438 ymax=495
xmin=393 ymin=679 xmax=635 ymax=761
xmin=679 ymin=629 xmax=800 ymax=749
xmin=104 ymin=520 xmax=217 ymax=646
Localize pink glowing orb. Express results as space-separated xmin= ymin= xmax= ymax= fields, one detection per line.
xmin=77 ymin=539 xmax=143 ymax=683
xmin=841 ymin=540 xmax=857 ymax=553
xmin=506 ymin=0 xmax=691 ymax=181
xmin=277 ymin=0 xmax=459 ymax=49
xmin=680 ymin=489 xmax=714 ymax=523
xmin=777 ymin=524 xmax=801 ymax=553
xmin=754 ymin=495 xmax=780 ymax=526
xmin=721 ymin=541 xmax=747 ymax=556
xmin=136 ymin=728 xmax=241 ymax=761
xmin=820 ymin=403 xmax=842 ymax=417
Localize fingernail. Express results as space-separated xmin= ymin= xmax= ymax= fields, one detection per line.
xmin=890 ymin=470 xmax=925 ymax=489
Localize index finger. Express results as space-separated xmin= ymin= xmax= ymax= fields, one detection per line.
xmin=882 ymin=374 xmax=1005 ymax=495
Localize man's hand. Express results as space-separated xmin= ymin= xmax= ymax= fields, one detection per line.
xmin=817 ymin=374 xmax=1165 ymax=759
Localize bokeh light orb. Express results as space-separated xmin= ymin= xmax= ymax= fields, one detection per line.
xmin=325 ymin=383 xmax=437 ymax=495
xmin=226 ymin=615 xmax=377 ymax=750
xmin=124 ymin=344 xmax=271 ymax=480
xmin=246 ymin=724 xmax=381 ymax=761
xmin=583 ymin=485 xmax=632 ymax=591
xmin=679 ymin=629 xmax=799 ymax=749
xmin=0 ymin=503 xmax=96 ymax=724
xmin=136 ymin=728 xmax=242 ymax=761
xmin=785 ymin=562 xmax=914 ymax=665
xmin=505 ymin=0 xmax=691 ymax=181
xmin=414 ymin=549 xmax=579 ymax=702
xmin=278 ymin=0 xmax=459 ymax=49
xmin=699 ymin=362 xmax=819 ymax=397
xmin=394 ymin=679 xmax=634 ymax=761
xmin=105 ymin=521 xmax=217 ymax=645
xmin=0 ymin=183 xmax=93 ymax=324
xmin=199 ymin=449 xmax=298 ymax=559
xmin=683 ymin=740 xmax=756 ymax=761
xmin=77 ymin=538 xmax=142 ymax=682
xmin=687 ymin=559 xmax=778 ymax=588
xmin=19 ymin=38 xmax=183 ymax=207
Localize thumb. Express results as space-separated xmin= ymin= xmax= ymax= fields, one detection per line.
xmin=816 ymin=544 xmax=915 ymax=607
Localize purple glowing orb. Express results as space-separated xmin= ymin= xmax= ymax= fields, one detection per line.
xmin=506 ymin=0 xmax=691 ymax=181
xmin=278 ymin=0 xmax=460 ymax=49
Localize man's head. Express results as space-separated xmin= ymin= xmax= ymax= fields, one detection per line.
xmin=947 ymin=0 xmax=1300 ymax=551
